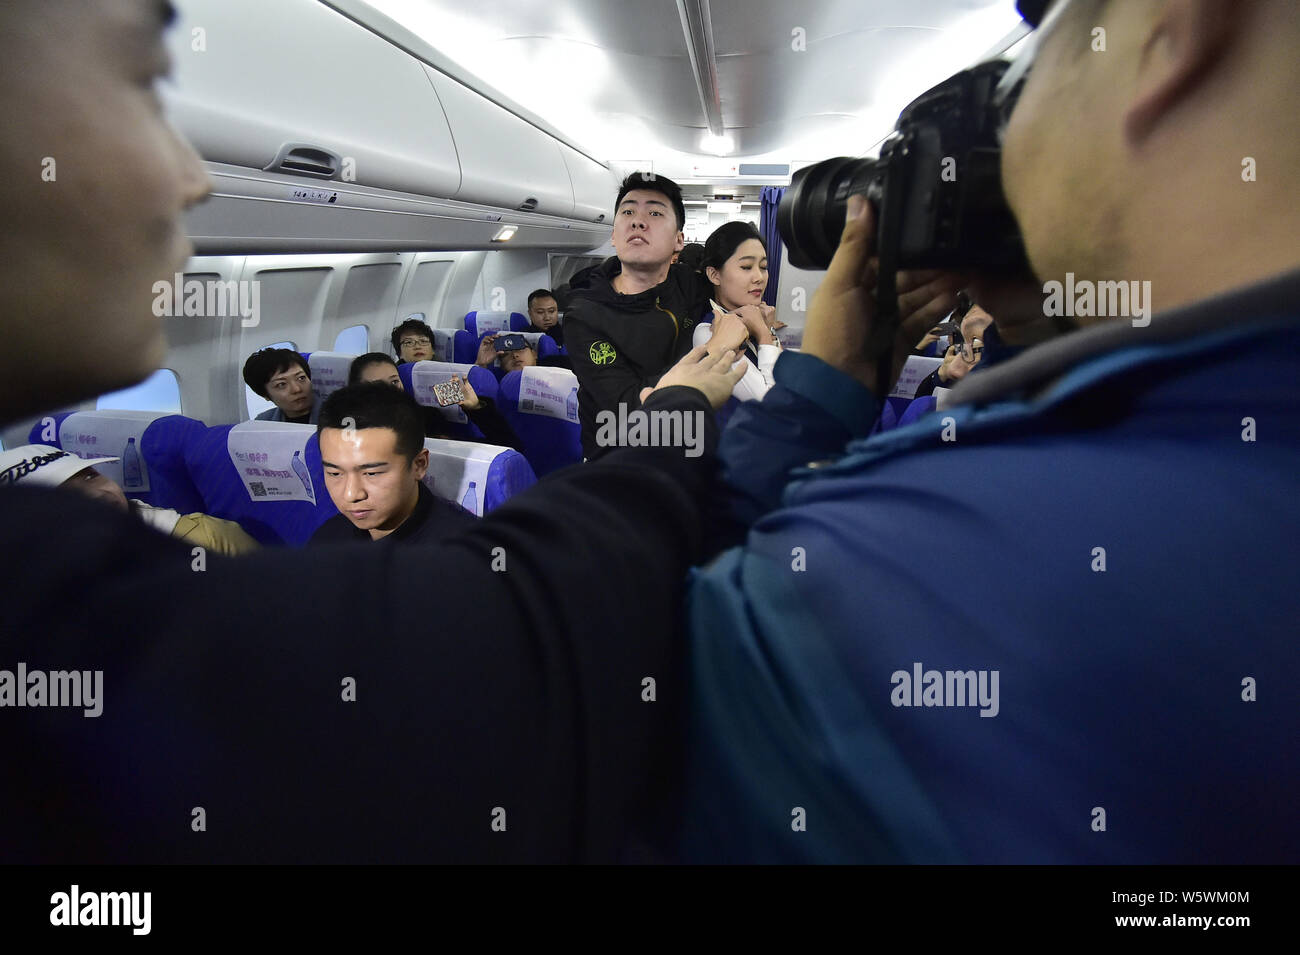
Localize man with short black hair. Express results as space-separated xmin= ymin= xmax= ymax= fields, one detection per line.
xmin=310 ymin=383 xmax=475 ymax=545
xmin=242 ymin=347 xmax=321 ymax=423
xmin=526 ymin=288 xmax=564 ymax=348
xmin=565 ymin=173 xmax=722 ymax=459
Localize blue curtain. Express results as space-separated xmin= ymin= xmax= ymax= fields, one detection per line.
xmin=758 ymin=186 xmax=787 ymax=308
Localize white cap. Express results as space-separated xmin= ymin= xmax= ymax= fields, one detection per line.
xmin=0 ymin=444 xmax=120 ymax=489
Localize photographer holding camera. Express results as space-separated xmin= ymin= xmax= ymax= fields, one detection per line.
xmin=678 ymin=0 xmax=1299 ymax=862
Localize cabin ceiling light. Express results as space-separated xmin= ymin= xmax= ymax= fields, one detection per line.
xmin=492 ymin=225 xmax=518 ymax=242
xmin=699 ymin=132 xmax=734 ymax=155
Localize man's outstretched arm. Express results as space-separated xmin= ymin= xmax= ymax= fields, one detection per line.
xmin=0 ymin=386 xmax=721 ymax=863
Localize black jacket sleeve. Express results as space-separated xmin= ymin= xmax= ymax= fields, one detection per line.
xmin=0 ymin=386 xmax=717 ymax=864
xmin=914 ymin=367 xmax=944 ymax=398
xmin=464 ymin=395 xmax=525 ymax=453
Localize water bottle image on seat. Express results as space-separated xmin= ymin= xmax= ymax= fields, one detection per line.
xmin=461 ymin=480 xmax=478 ymax=515
xmin=565 ymin=386 xmax=578 ymax=422
xmin=291 ymin=449 xmax=315 ymax=502
xmin=121 ymin=437 xmax=143 ymax=490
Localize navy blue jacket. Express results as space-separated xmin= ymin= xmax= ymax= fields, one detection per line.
xmin=679 ymin=267 xmax=1300 ymax=863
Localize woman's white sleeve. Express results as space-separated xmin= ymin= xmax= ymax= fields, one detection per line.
xmin=693 ymin=322 xmax=775 ymax=401
xmin=755 ymin=343 xmax=780 ymax=387
xmin=731 ymin=358 xmax=771 ymax=401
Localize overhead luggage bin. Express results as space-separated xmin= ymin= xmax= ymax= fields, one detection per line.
xmin=560 ymin=144 xmax=619 ymax=224
xmin=161 ymin=0 xmax=614 ymax=253
xmin=423 ymin=66 xmax=577 ymax=219
xmin=183 ymin=164 xmax=612 ymax=254
xmin=163 ymin=0 xmax=461 ymax=198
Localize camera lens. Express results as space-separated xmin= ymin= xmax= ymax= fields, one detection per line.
xmin=777 ymin=157 xmax=876 ymax=270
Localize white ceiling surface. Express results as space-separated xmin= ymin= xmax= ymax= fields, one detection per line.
xmin=357 ymin=0 xmax=1025 ymax=180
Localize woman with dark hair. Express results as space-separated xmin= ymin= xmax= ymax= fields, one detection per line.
xmin=691 ymin=221 xmax=782 ymax=401
xmin=349 ymin=352 xmax=404 ymax=388
xmin=390 ymin=317 xmax=436 ymax=364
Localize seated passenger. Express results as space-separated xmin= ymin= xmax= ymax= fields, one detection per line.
xmin=912 ymin=321 xmax=956 ymax=358
xmin=390 ymin=317 xmax=435 ymax=365
xmin=348 ymin=352 xmax=523 ymax=451
xmin=243 ymin=347 xmax=321 ymax=424
xmin=677 ymin=242 xmax=706 ymax=272
xmin=475 ymin=332 xmax=572 ymax=374
xmin=691 ymin=221 xmax=782 ymax=402
xmin=915 ymin=299 xmax=996 ymax=398
xmin=349 ymin=352 xmax=404 ymax=390
xmin=310 ymin=383 xmax=477 ymax=546
xmin=525 ymin=288 xmax=564 ymax=349
xmin=0 ymin=444 xmax=258 ymax=556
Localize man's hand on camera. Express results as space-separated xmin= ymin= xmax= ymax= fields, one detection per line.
xmin=896 ymin=269 xmax=968 ymax=339
xmin=966 ymin=274 xmax=1062 ymax=347
xmin=802 ymin=196 xmax=967 ymax=396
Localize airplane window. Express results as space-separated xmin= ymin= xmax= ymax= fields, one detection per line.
xmin=333 ymin=324 xmax=369 ymax=354
xmin=245 ymin=341 xmax=296 ymax=420
xmin=96 ymin=368 xmax=182 ymax=414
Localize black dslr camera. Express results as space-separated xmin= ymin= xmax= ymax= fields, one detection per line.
xmin=776 ymin=59 xmax=1030 ymax=379
xmin=778 ymin=59 xmax=1026 ymax=274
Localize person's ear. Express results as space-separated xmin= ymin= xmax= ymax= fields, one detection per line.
xmin=706 ymin=266 xmax=721 ymax=286
xmin=675 ymin=231 xmax=685 ymax=252
xmin=1125 ymin=0 xmax=1242 ymax=145
xmin=411 ymin=448 xmax=429 ymax=481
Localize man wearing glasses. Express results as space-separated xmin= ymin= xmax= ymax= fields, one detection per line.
xmin=915 ymin=299 xmax=997 ymax=398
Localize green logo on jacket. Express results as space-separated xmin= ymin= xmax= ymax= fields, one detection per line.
xmin=590 ymin=341 xmax=617 ymax=365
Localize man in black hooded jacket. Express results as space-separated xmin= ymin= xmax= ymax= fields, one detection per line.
xmin=565 ymin=174 xmax=718 ymax=460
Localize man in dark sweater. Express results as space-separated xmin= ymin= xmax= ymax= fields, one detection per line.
xmin=525 ymin=288 xmax=564 ymax=349
xmin=309 ymin=383 xmax=478 ymax=545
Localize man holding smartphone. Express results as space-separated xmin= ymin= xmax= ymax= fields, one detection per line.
xmin=473 ymin=332 xmax=571 ymax=375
